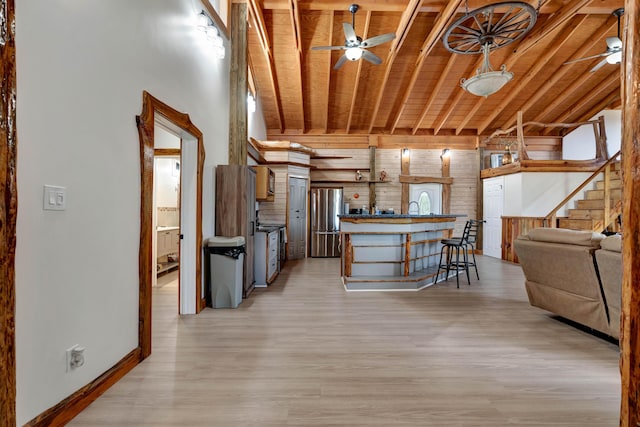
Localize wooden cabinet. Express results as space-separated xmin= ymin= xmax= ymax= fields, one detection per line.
xmin=215 ymin=165 xmax=256 ymax=297
xmin=157 ymin=227 xmax=179 ymax=274
xmin=254 ymin=230 xmax=279 ymax=286
xmin=254 ymin=166 xmax=275 ymax=202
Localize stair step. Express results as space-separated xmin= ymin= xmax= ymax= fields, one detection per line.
xmin=557 ymin=218 xmax=597 ymax=230
xmin=568 ymin=208 xmax=604 ymax=220
xmin=596 ymin=179 xmax=622 ymax=190
xmin=586 ymin=189 xmax=622 ymax=199
xmin=576 ymin=199 xmax=604 ymax=209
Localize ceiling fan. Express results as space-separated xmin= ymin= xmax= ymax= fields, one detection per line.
xmin=563 ymin=8 xmax=624 ymax=72
xmin=311 ymin=4 xmax=395 ymax=70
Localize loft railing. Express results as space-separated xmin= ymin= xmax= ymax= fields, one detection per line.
xmin=543 ymin=150 xmax=621 ymax=229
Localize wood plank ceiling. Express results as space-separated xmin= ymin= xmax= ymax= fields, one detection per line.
xmin=247 ymin=0 xmax=624 ymax=138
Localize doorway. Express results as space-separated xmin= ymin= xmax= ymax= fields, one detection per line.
xmin=288 ymin=176 xmax=308 ymax=259
xmin=152 ymin=123 xmax=199 ymax=315
xmin=483 ymin=176 xmax=504 ymax=259
xmin=136 ymin=91 xmax=205 ymax=358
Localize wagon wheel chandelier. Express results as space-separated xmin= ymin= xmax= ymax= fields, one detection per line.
xmin=443 ymin=1 xmax=538 ymax=97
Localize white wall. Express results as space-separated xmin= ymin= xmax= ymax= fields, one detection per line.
xmin=502 ymin=172 xmax=593 ymax=217
xmin=14 ymin=1 xmax=231 ymax=423
xmin=563 ymin=109 xmax=622 ymax=159
xmin=248 ymin=95 xmax=267 ymax=141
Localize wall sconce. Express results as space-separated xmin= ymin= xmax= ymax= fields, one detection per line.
xmin=441 ymin=148 xmax=451 ymax=158
xmin=402 ymin=148 xmax=410 ymax=157
xmin=196 ymin=10 xmax=225 ymax=59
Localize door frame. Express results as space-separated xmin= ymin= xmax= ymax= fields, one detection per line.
xmin=136 ymin=91 xmax=205 ymax=358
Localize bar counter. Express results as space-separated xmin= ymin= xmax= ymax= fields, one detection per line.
xmin=339 ymin=214 xmax=462 ymax=291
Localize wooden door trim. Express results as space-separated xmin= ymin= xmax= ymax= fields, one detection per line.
xmin=1 ymin=0 xmax=18 ymax=424
xmin=136 ymin=91 xmax=206 ymax=358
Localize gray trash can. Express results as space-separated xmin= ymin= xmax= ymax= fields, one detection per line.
xmin=206 ymin=236 xmax=245 ymax=308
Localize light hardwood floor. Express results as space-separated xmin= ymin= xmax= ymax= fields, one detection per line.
xmin=70 ymin=256 xmax=620 ymax=426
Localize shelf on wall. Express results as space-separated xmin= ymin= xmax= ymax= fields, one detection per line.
xmin=310 ymin=155 xmax=353 ymax=159
xmin=311 ymin=179 xmax=391 ymax=184
xmin=311 ymin=167 xmax=370 ymax=171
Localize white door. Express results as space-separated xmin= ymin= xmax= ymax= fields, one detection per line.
xmin=179 ymin=133 xmax=198 ymax=314
xmin=483 ymin=176 xmax=504 ymax=259
xmin=409 ymin=183 xmax=442 ymax=214
xmin=288 ymin=177 xmax=307 ymax=259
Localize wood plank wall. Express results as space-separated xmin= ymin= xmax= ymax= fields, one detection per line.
xmin=309 ymin=147 xmax=479 ymax=238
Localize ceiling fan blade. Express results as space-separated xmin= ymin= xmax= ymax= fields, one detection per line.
xmin=606 ymin=36 xmax=622 ymax=50
xmin=361 ymin=50 xmax=382 ymax=65
xmin=333 ymin=54 xmax=348 ymax=70
xmin=311 ymin=45 xmax=347 ymax=51
xmin=361 ymin=32 xmax=396 ymax=48
xmin=563 ymin=52 xmax=609 ymax=65
xmin=343 ymin=23 xmax=358 ymax=44
xmin=590 ymin=57 xmax=609 ymax=72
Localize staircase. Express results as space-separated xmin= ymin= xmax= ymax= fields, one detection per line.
xmin=557 ymin=161 xmax=622 ymax=232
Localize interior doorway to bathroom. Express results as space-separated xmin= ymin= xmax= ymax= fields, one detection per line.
xmin=136 ymin=91 xmax=205 ymax=358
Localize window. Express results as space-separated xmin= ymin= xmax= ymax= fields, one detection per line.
xmin=418 ymin=191 xmax=432 ymax=215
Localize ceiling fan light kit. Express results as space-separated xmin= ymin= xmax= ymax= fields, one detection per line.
xmin=562 ymin=8 xmax=624 ymax=72
xmin=311 ymin=4 xmax=395 ymax=70
xmin=443 ymin=1 xmax=538 ymax=97
xmin=461 ymin=43 xmax=513 ymax=97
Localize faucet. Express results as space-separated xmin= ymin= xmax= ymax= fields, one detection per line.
xmin=408 ymin=201 xmax=419 ymax=215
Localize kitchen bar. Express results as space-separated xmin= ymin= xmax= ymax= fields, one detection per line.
xmin=339 ymin=214 xmax=462 ymax=291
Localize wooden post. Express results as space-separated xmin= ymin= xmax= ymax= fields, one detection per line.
xmin=228 ymin=2 xmax=248 ymax=165
xmin=593 ymin=116 xmax=609 ymax=161
xmin=620 ymin=0 xmax=640 ymax=425
xmin=344 ymin=234 xmax=352 ymax=277
xmin=516 ymin=111 xmax=530 ymax=160
xmin=401 ymin=148 xmax=410 ymax=213
xmin=441 ymin=149 xmax=451 ymax=214
xmin=0 ymin=0 xmax=18 ymax=424
xmin=369 ymin=145 xmax=376 ymax=210
xmin=404 ymin=234 xmax=411 ymax=277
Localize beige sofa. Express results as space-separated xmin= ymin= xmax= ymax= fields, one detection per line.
xmin=595 ymin=234 xmax=622 ymax=339
xmin=514 ymin=228 xmax=621 ymax=339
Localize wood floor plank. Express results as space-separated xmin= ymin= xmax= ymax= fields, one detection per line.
xmin=69 ymin=257 xmax=620 ymax=426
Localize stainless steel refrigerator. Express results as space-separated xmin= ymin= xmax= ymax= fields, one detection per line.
xmin=310 ymin=187 xmax=343 ymax=257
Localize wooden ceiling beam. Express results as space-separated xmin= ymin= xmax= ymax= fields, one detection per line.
xmin=432 ymin=55 xmax=484 ymax=134
xmin=512 ymin=0 xmax=595 ymax=57
xmin=493 ymin=17 xmax=617 ymax=134
xmin=412 ymin=53 xmax=458 ymax=134
xmin=248 ymin=0 xmax=284 ymax=132
xmin=533 ymin=71 xmax=601 ymax=124
xmin=542 ymin=72 xmax=620 ymax=135
xmin=367 ymin=0 xmax=424 ymax=133
xmin=470 ymin=15 xmax=589 ymax=136
xmin=287 ymin=0 xmax=306 ymax=133
xmin=260 ymin=0 xmax=621 ymax=14
xmin=573 ymin=87 xmax=621 ymax=126
xmin=389 ymin=0 xmax=464 ymax=134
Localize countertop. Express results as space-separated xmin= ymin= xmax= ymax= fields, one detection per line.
xmin=256 ymin=223 xmax=286 ymax=232
xmin=338 ymin=214 xmax=465 ymax=219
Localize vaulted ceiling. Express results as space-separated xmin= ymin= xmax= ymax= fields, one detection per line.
xmin=246 ymin=0 xmax=624 ymax=140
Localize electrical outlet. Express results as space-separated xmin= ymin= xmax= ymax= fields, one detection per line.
xmin=66 ymin=345 xmax=85 ymax=371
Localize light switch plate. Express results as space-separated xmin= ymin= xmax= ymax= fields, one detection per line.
xmin=43 ymin=185 xmax=67 ymax=211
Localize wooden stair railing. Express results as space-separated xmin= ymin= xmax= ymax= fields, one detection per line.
xmin=544 ymin=150 xmax=621 ymax=230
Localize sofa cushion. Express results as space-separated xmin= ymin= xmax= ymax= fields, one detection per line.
xmin=600 ymin=234 xmax=622 ymax=252
xmin=525 ymin=228 xmax=604 ymax=248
